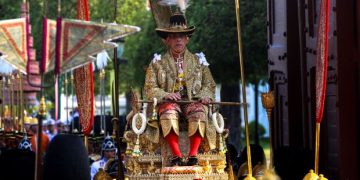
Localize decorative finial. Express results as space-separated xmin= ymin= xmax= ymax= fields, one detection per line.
xmin=3 ymin=105 xmax=11 ymax=118
xmin=39 ymin=96 xmax=47 ymax=116
xmin=261 ymin=91 xmax=275 ymax=109
xmin=303 ymin=169 xmax=319 ymax=180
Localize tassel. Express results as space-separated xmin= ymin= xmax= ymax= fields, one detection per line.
xmin=126 ymin=141 xmax=133 ymax=155
xmin=152 ymin=107 xmax=157 ymax=121
xmin=96 ymin=50 xmax=110 ymax=70
xmin=218 ymin=134 xmax=227 ymax=155
xmin=152 ymin=98 xmax=158 ymax=121
xmin=132 ymin=135 xmax=142 ymax=157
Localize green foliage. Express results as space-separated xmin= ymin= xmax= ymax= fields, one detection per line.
xmin=90 ymin=0 xmax=151 ymax=92
xmin=121 ymin=8 xmax=165 ymax=89
xmin=239 ymin=0 xmax=268 ymax=84
xmin=186 ymin=1 xmax=239 ymax=85
xmin=0 ymin=0 xmax=267 ymax=101
xmin=0 ymin=0 xmax=21 ymax=20
xmin=242 ymin=120 xmax=267 ymax=140
xmin=122 ymin=0 xmax=267 ymax=87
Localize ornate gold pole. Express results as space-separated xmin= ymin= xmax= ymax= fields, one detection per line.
xmin=15 ymin=73 xmax=20 ymax=132
xmin=314 ymin=122 xmax=320 ymax=174
xmin=260 ymin=91 xmax=281 ymax=179
xmin=64 ymin=74 xmax=69 ymax=129
xmin=10 ymin=75 xmax=15 ymax=132
xmin=99 ymin=69 xmax=105 ymax=135
xmin=113 ymin=39 xmax=125 ymax=180
xmin=19 ymin=74 xmax=24 ymax=133
xmin=103 ymin=69 xmax=106 ymax=135
xmin=84 ymin=134 xmax=89 ymax=151
xmin=0 ymin=77 xmax=3 ymax=130
xmin=261 ymin=91 xmax=275 ymax=168
xmin=234 ymin=0 xmax=254 ymax=179
xmin=70 ymin=73 xmax=77 ymax=133
xmin=35 ymin=96 xmax=47 ymax=180
xmin=112 ymin=3 xmax=125 ymax=174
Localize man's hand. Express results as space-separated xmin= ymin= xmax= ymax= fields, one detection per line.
xmin=199 ymin=97 xmax=211 ymax=105
xmin=164 ymin=92 xmax=181 ymax=101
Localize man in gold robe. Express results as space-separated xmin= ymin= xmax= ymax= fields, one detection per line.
xmin=144 ymin=13 xmax=216 ymax=166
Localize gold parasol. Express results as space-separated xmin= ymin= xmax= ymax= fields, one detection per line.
xmin=43 ymin=19 xmax=140 ymax=74
xmin=0 ymin=18 xmax=28 ymax=74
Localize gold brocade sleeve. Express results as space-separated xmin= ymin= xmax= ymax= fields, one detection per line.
xmin=195 ymin=65 xmax=216 ymax=100
xmin=144 ymin=63 xmax=170 ymax=101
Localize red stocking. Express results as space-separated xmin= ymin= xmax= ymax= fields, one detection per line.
xmin=165 ymin=130 xmax=182 ymax=157
xmin=189 ymin=132 xmax=202 ymax=156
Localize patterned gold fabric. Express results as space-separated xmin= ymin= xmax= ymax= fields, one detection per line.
xmin=161 ymin=166 xmax=204 ymax=174
xmin=160 ymin=111 xmax=179 ymax=137
xmin=74 ymin=0 xmax=94 ymax=136
xmin=144 ymin=49 xmax=216 ymax=101
xmin=205 ymin=116 xmax=217 ymax=150
xmin=144 ymin=50 xmax=217 ymax=149
xmin=157 ymin=102 xmax=207 ymax=138
xmin=188 ymin=121 xmax=206 ymax=137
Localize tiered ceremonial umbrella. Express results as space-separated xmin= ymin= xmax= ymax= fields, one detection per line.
xmin=0 ymin=18 xmax=28 ymax=74
xmin=41 ymin=18 xmax=140 ymax=75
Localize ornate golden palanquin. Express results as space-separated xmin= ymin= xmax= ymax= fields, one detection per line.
xmin=123 ymin=109 xmax=230 ymax=180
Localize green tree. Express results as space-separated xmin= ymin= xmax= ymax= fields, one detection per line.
xmin=121 ymin=8 xmax=164 ymax=89
xmin=0 ymin=0 xmax=21 ymax=20
xmin=240 ymin=0 xmax=267 ymax=145
xmin=186 ymin=0 xmax=267 ymax=148
xmin=242 ymin=120 xmax=266 ymax=140
xmin=186 ymin=1 xmax=241 ymax=151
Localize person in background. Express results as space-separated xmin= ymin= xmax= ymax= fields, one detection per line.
xmin=0 ymin=136 xmax=36 ymax=180
xmin=2 ymin=105 xmax=13 ymax=133
xmin=42 ymin=119 xmax=48 ymax=134
xmin=46 ymin=119 xmax=57 ymax=141
xmin=28 ymin=117 xmax=50 ymax=154
xmin=18 ymin=135 xmax=33 ymax=151
xmin=43 ymin=134 xmax=90 ymax=180
xmin=69 ymin=108 xmax=80 ymax=133
xmin=237 ymin=144 xmax=266 ymax=180
xmin=56 ymin=121 xmax=68 ymax=134
xmin=23 ymin=111 xmax=32 ymax=133
xmin=90 ymin=135 xmax=117 ymax=180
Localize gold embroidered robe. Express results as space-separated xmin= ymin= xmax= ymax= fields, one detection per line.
xmin=144 ymin=49 xmax=218 ymax=150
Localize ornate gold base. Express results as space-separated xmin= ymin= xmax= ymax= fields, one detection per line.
xmin=125 ymin=153 xmax=228 ymax=180
xmin=126 ymin=173 xmax=228 ymax=180
xmin=161 ymin=166 xmax=205 ymax=174
xmin=124 ymin=107 xmax=229 ymax=180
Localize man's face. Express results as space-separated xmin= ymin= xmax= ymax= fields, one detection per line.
xmin=166 ymin=33 xmax=189 ymax=53
xmin=103 ymin=150 xmax=116 ymax=159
